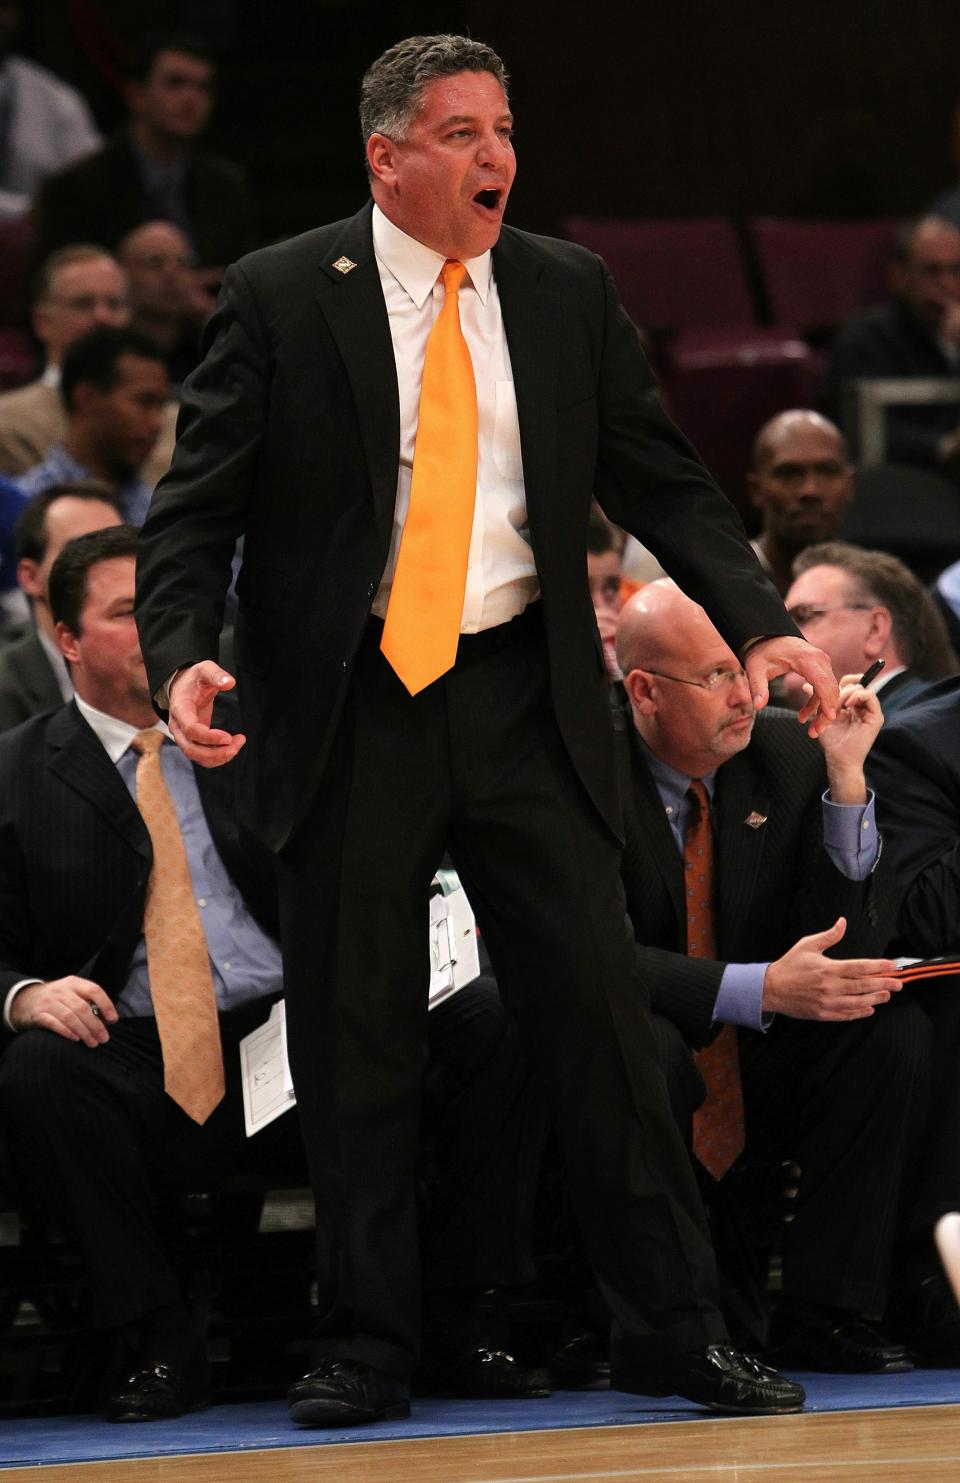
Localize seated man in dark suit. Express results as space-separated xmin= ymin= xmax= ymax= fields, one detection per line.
xmin=615 ymin=579 xmax=931 ymax=1372
xmin=783 ymin=541 xmax=958 ymax=716
xmin=822 ymin=216 xmax=960 ymax=472
xmin=34 ymin=32 xmax=256 ymax=276
xmin=0 ymin=481 xmax=121 ymax=729
xmin=867 ymin=676 xmax=960 ymax=1363
xmin=0 ymin=526 xmax=544 ymax=1420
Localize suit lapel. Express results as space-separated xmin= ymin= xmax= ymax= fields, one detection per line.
xmin=714 ymin=749 xmax=771 ymax=946
xmin=492 ymin=229 xmax=557 ymax=567
xmin=314 ymin=204 xmax=400 ymax=553
xmin=45 ymin=704 xmax=150 ymax=861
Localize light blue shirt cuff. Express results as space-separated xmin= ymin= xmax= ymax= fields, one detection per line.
xmin=822 ymin=789 xmax=879 ymax=880
xmin=714 ymin=962 xmax=773 ymax=1032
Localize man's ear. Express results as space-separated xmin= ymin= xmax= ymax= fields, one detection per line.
xmin=17 ymin=557 xmax=42 ymax=602
xmin=367 ymin=132 xmax=399 ymax=186
xmin=864 ymin=606 xmax=892 ymax=657
xmin=55 ymin=620 xmax=78 ymax=664
xmin=624 ymin=667 xmax=657 ymax=717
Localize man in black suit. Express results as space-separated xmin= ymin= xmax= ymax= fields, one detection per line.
xmin=615 ymin=579 xmax=928 ymax=1371
xmin=867 ymin=677 xmax=960 ymax=1363
xmin=35 ymin=33 xmax=255 ymax=276
xmin=135 ymin=34 xmax=839 ymax=1426
xmin=0 ymin=525 xmax=544 ymax=1419
xmin=822 ymin=216 xmax=960 ymax=471
xmin=0 ymin=481 xmax=122 ymax=731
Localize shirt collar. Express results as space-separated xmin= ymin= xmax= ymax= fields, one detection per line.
xmin=636 ymin=728 xmax=717 ymax=814
xmin=371 ymin=202 xmax=491 ymax=308
xmin=74 ymin=694 xmax=170 ymax=764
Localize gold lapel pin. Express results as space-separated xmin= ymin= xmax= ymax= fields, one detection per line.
xmin=332 ymin=256 xmax=357 ymax=275
xmin=744 ymin=810 xmax=767 ymax=830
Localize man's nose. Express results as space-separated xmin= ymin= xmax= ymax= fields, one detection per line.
xmin=729 ymin=668 xmax=752 ymax=704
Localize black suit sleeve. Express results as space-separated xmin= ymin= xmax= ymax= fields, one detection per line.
xmin=136 ymin=263 xmax=268 ymax=699
xmin=868 ymin=716 xmax=960 ymax=954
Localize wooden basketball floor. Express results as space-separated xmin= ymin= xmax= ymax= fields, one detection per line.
xmin=3 ymin=1405 xmax=959 ymax=1482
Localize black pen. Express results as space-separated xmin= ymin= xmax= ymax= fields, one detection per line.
xmin=858 ymin=658 xmax=885 ymax=687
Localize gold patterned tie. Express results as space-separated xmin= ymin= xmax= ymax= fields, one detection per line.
xmin=130 ymin=730 xmax=225 ymax=1124
xmin=381 ymin=259 xmax=478 ymax=695
xmin=686 ymin=779 xmax=745 ymax=1180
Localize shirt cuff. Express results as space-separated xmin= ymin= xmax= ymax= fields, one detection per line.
xmin=3 ymin=979 xmax=41 ymax=1033
xmin=822 ymin=789 xmax=880 ymax=880
xmin=713 ymin=962 xmax=773 ymax=1031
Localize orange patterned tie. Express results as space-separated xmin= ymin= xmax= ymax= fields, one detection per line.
xmin=381 ymin=259 xmax=478 ymax=695
xmin=130 ymin=730 xmax=225 ymax=1124
xmin=686 ymin=779 xmax=745 ymax=1180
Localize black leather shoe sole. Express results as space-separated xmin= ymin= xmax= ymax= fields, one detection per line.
xmin=613 ymin=1374 xmax=804 ymax=1415
xmin=288 ymin=1394 xmax=411 ymax=1426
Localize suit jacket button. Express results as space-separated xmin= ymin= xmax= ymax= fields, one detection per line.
xmin=341 ymin=659 xmax=349 ymax=671
xmin=367 ymin=580 xmax=377 ymax=597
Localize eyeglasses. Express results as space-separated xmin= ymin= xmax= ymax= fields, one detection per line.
xmin=786 ymin=603 xmax=872 ymax=626
xmin=646 ymin=666 xmax=747 ymax=692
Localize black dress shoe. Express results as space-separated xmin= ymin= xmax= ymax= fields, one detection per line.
xmin=768 ymin=1302 xmax=913 ymax=1373
xmin=549 ymin=1331 xmax=611 ymax=1390
xmin=613 ymin=1342 xmax=805 ymax=1414
xmin=105 ymin=1362 xmax=208 ymax=1422
xmin=416 ymin=1347 xmax=551 ymax=1399
xmin=288 ymin=1359 xmax=411 ymax=1426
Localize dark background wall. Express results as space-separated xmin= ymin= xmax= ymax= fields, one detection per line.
xmin=25 ymin=0 xmax=960 ymax=242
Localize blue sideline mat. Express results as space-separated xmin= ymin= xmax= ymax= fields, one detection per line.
xmin=2 ymin=1372 xmax=960 ymax=1468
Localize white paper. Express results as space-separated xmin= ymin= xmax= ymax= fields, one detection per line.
xmin=241 ymin=877 xmax=483 ymax=1134
xmin=239 ymin=999 xmax=296 ymax=1137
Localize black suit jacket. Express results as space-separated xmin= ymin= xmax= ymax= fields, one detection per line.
xmin=867 ymin=674 xmax=960 ymax=955
xmin=616 ymin=703 xmax=895 ymax=1047
xmin=135 ymin=204 xmax=795 ymax=852
xmin=0 ymin=700 xmax=279 ymax=1027
xmin=34 ymin=131 xmax=256 ymax=270
xmin=822 ymin=298 xmax=959 ymax=466
xmin=0 ymin=626 xmax=62 ymax=732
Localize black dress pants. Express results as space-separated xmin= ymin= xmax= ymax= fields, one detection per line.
xmin=653 ymin=994 xmax=933 ymax=1316
xmin=275 ymin=611 xmax=725 ymax=1383
xmin=0 ymin=979 xmax=540 ymax=1334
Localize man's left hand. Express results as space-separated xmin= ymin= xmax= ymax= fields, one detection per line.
xmin=815 ymin=675 xmax=884 ymax=804
xmin=744 ymin=636 xmax=838 ymax=737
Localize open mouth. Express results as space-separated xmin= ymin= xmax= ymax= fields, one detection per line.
xmin=473 ymin=188 xmax=503 ymax=212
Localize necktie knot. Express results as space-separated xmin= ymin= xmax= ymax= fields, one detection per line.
xmin=441 ymin=259 xmax=467 ymax=295
xmin=131 ymin=729 xmax=164 ymax=757
xmin=687 ymin=778 xmax=709 ymax=820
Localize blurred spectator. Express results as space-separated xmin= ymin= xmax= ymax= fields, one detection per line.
xmin=118 ymin=221 xmax=211 ymax=387
xmin=822 ymin=217 xmax=960 ymax=473
xmin=0 ymin=481 xmax=121 ymax=727
xmin=0 ymin=1 xmax=100 ymax=218
xmin=587 ymin=510 xmax=625 ymax=680
xmin=784 ymin=541 xmax=957 ymax=713
xmin=613 ymin=579 xmax=926 ymax=1374
xmin=35 ymin=31 xmax=255 ymax=275
xmin=16 ymin=326 xmax=168 ymax=525
xmin=0 ymin=245 xmax=128 ymax=476
xmin=747 ymin=411 xmax=854 ymax=596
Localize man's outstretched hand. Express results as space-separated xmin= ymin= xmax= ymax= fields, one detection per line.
xmin=744 ymin=636 xmax=839 ymax=737
xmin=168 ymin=661 xmax=246 ymax=767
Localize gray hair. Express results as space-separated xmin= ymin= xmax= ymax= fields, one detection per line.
xmin=360 ymin=34 xmax=509 ymax=152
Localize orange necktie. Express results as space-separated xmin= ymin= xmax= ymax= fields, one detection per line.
xmin=686 ymin=779 xmax=746 ymax=1180
xmin=130 ymin=730 xmax=225 ymax=1125
xmin=381 ymin=259 xmax=478 ymax=695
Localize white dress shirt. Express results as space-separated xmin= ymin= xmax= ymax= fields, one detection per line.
xmin=369 ymin=204 xmax=539 ymax=631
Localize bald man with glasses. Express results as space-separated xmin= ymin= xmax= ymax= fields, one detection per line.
xmin=611 ymin=579 xmax=932 ymax=1374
